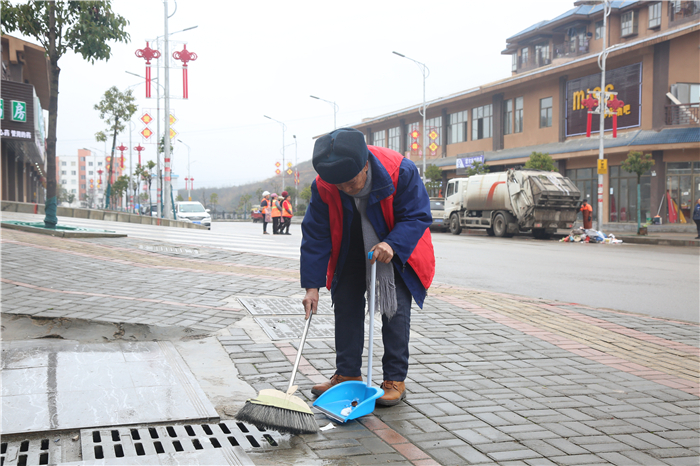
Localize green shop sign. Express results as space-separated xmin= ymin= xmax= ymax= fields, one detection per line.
xmin=11 ymin=100 xmax=27 ymax=122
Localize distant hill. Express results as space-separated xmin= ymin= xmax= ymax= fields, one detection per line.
xmin=179 ymin=159 xmax=317 ymax=212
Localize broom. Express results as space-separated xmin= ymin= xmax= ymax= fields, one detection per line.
xmin=235 ymin=313 xmax=319 ymax=435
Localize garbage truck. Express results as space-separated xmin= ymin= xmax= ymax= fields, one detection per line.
xmin=444 ymin=169 xmax=581 ymax=239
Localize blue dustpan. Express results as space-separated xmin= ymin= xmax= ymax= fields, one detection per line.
xmin=313 ymin=252 xmax=384 ymax=423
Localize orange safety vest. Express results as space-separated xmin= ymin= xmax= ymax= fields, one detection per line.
xmin=271 ymin=199 xmax=281 ymax=217
xmin=282 ymin=199 xmax=293 ymax=218
xmin=261 ymin=198 xmax=270 ymax=214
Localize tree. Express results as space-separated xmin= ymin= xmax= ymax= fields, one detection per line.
xmin=621 ymin=150 xmax=655 ymax=234
xmin=135 ymin=160 xmax=156 ymax=211
xmin=464 ymin=160 xmax=490 ymax=177
xmin=239 ymin=193 xmax=252 ymax=219
xmin=210 ymin=192 xmax=218 ymax=213
xmin=1 ymin=1 xmax=129 ymax=228
xmin=176 ymin=194 xmax=183 ymax=202
xmin=255 ymin=187 xmax=264 ymax=202
xmin=94 ymin=86 xmax=137 ymax=209
xmin=425 ymin=164 xmax=443 ymax=197
xmin=524 ymin=152 xmax=556 ymax=171
xmin=111 ymin=174 xmax=129 ymax=209
xmin=300 ymin=184 xmax=312 ymax=203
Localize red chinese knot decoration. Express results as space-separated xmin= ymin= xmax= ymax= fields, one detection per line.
xmin=606 ymin=96 xmax=625 ymax=138
xmin=134 ymin=144 xmax=145 ymax=166
xmin=172 ymin=44 xmax=197 ymax=99
xmin=135 ymin=42 xmax=161 ymax=98
xmin=581 ymin=94 xmax=599 ymax=138
xmin=117 ymin=143 xmax=127 ymax=169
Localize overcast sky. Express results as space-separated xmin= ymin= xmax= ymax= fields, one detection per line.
xmin=44 ymin=0 xmax=569 ymax=189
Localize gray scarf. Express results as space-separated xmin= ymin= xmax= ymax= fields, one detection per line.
xmin=349 ymin=164 xmax=398 ymax=319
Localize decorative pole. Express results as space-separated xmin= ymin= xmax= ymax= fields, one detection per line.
xmin=134 ymin=42 xmax=161 ymax=98
xmin=172 ymin=44 xmax=197 ymax=99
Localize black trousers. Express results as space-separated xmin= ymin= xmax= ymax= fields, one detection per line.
xmin=281 ymin=217 xmax=291 ymax=234
xmin=333 ymin=255 xmax=412 ymax=382
xmin=694 ymin=219 xmax=700 ymax=237
xmin=272 ymin=217 xmax=280 ymax=234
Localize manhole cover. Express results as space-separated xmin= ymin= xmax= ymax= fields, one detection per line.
xmin=79 ymin=421 xmax=286 ymax=461
xmin=255 ymin=315 xmax=381 ymax=340
xmin=239 ymin=297 xmax=333 ymax=315
xmin=139 ymin=244 xmax=200 ymax=255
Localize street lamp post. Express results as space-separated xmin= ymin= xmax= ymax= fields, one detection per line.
xmin=393 ymin=51 xmax=430 ymax=183
xmin=310 ymin=95 xmax=339 ymax=130
xmin=177 ymin=139 xmax=192 ymax=201
xmin=293 ymin=134 xmax=298 ymax=208
xmin=264 ymin=115 xmax=287 ymax=191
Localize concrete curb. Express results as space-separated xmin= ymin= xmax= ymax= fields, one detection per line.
xmin=1 ymin=221 xmax=127 ymax=238
xmin=616 ymin=235 xmax=700 ymax=247
xmin=1 ymin=201 xmax=206 ymax=230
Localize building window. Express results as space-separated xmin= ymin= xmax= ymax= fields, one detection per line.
xmin=71 ymin=189 xmax=77 ymax=193
xmin=503 ymin=100 xmax=513 ymax=135
xmin=405 ymin=122 xmax=420 ymax=150
xmin=540 ymin=97 xmax=553 ymax=128
xmin=88 ymin=161 xmax=93 ymax=166
xmin=595 ymin=20 xmax=604 ymax=39
xmin=448 ymin=110 xmax=468 ymax=144
xmin=621 ymin=11 xmax=638 ymax=36
xmin=425 ymin=116 xmax=442 ymax=145
xmin=71 ymin=161 xmax=76 ymax=166
xmin=472 ymin=105 xmax=492 ymax=140
xmin=80 ymin=165 xmax=85 ymax=170
xmin=81 ymin=175 xmax=86 ymax=180
xmin=71 ymin=180 xmax=77 ymax=184
xmin=372 ymin=129 xmax=386 ymax=147
xmin=98 ymin=161 xmax=103 ymax=166
xmin=648 ymin=2 xmax=662 ymax=28
xmin=61 ymin=161 xmax=67 ymax=166
xmin=515 ymin=97 xmax=524 ymax=133
xmin=88 ymin=170 xmax=93 ymax=176
xmin=61 ymin=179 xmax=67 ymax=185
xmin=567 ymin=168 xmax=597 ymax=218
xmin=666 ymin=162 xmax=700 ymax=224
xmin=520 ymin=47 xmax=529 ymax=68
xmin=61 ymin=170 xmax=66 ymax=175
xmin=535 ymin=42 xmax=550 ymax=66
xmin=80 ymin=184 xmax=86 ymax=189
xmin=609 ymin=165 xmax=652 ymax=223
xmin=80 ymin=157 xmax=85 ymax=162
xmin=511 ymin=54 xmax=517 ymax=72
xmin=71 ymin=170 xmax=77 ymax=175
xmin=387 ymin=127 xmax=400 ymax=152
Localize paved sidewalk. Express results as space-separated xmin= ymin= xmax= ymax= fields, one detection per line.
xmin=1 ymin=228 xmax=699 ymax=465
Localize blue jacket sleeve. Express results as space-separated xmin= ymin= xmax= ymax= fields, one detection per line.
xmin=382 ymin=159 xmax=432 ymax=264
xmin=300 ymin=181 xmax=332 ymax=289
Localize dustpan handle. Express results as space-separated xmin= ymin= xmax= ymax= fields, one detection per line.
xmin=287 ymin=312 xmax=313 ymax=392
xmin=367 ymin=252 xmax=377 ymax=389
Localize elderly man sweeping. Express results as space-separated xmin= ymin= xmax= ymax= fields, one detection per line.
xmin=301 ymin=128 xmax=434 ymax=406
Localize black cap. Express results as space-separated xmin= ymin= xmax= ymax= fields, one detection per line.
xmin=312 ymin=128 xmax=369 ymax=184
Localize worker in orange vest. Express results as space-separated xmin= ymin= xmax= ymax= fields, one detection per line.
xmin=281 ymin=191 xmax=293 ymax=235
xmin=580 ymin=199 xmax=593 ymax=229
xmin=260 ymin=191 xmax=271 ymax=235
xmin=271 ymin=193 xmax=282 ymax=234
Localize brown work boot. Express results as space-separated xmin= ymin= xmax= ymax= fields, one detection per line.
xmin=311 ymin=374 xmax=363 ymax=397
xmin=377 ymin=381 xmax=406 ymax=406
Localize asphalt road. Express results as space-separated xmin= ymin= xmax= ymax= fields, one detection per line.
xmin=431 ymin=229 xmax=699 ymax=323
xmin=4 ymin=213 xmax=697 ymax=323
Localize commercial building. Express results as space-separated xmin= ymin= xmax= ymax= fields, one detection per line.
xmin=1 ymin=34 xmax=49 ymax=204
xmin=350 ymin=1 xmax=699 ymax=226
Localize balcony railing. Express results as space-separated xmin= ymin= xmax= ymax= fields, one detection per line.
xmin=666 ymin=103 xmax=700 ymax=125
xmin=553 ymin=38 xmax=589 ymax=59
xmin=669 ymin=1 xmax=700 ymax=25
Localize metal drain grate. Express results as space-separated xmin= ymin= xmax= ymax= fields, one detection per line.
xmin=0 ymin=437 xmax=60 ymax=466
xmin=80 ymin=420 xmax=286 ymax=461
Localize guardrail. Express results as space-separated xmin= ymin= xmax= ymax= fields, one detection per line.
xmin=1 ymin=201 xmax=207 ymax=229
xmin=666 ymin=103 xmax=700 ymax=125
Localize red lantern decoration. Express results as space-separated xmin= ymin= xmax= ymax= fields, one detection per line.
xmin=135 ymin=42 xmax=161 ymax=98
xmin=581 ymin=94 xmax=599 ymax=138
xmin=172 ymin=44 xmax=197 ymax=99
xmin=606 ymin=96 xmax=625 ymax=138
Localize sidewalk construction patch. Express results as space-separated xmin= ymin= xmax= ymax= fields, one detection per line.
xmin=1 ymin=340 xmax=218 ymax=435
xmin=138 ymin=244 xmax=200 ymax=255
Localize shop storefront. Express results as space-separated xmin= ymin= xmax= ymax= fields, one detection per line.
xmin=609 ymin=166 xmax=652 ymax=223
xmin=566 ymin=168 xmax=598 ymax=218
xmin=666 ymin=161 xmax=700 ymax=223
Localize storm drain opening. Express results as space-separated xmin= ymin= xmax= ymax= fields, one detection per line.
xmin=79 ymin=420 xmax=288 ymax=461
xmin=0 ymin=436 xmax=60 ymax=466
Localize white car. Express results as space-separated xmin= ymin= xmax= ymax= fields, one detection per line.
xmin=175 ymin=201 xmax=211 ymax=230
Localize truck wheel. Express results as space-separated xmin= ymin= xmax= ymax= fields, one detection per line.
xmin=493 ymin=213 xmax=510 ymax=237
xmin=486 ymin=228 xmax=495 ymax=236
xmin=532 ymin=229 xmax=551 ymax=240
xmin=450 ymin=215 xmax=462 ymax=235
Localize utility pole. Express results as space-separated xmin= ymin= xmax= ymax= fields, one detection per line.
xmin=264 ymin=115 xmax=287 ymax=191
xmin=163 ymin=0 xmax=173 ymax=219
xmin=596 ymin=0 xmax=612 ymax=230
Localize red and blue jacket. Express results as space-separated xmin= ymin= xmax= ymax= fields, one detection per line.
xmin=300 ymin=146 xmax=435 ymax=307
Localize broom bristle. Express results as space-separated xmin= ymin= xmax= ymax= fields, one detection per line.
xmin=235 ymin=400 xmax=319 ymax=435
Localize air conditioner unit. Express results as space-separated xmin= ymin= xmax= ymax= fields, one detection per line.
xmin=670 ymin=83 xmax=690 ymax=103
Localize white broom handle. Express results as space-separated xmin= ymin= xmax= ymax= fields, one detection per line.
xmin=367 ymin=252 xmax=377 ymax=388
xmin=287 ymin=312 xmax=313 ymax=392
